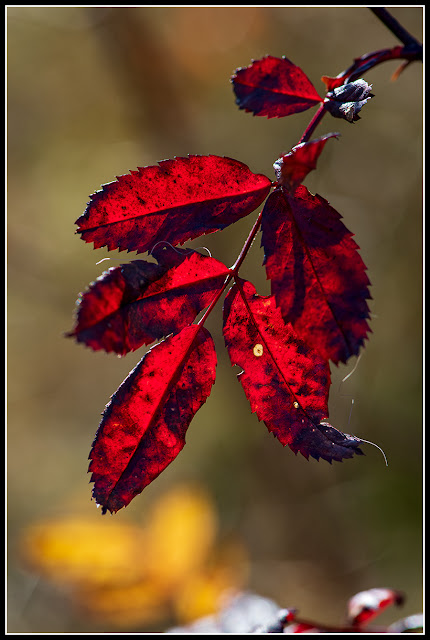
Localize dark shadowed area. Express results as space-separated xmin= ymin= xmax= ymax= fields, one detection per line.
xmin=7 ymin=6 xmax=422 ymax=633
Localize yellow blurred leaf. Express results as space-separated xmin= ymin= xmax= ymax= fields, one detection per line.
xmin=21 ymin=517 xmax=146 ymax=585
xmin=173 ymin=539 xmax=249 ymax=623
xmin=20 ymin=484 xmax=247 ymax=629
xmin=144 ymin=484 xmax=217 ymax=586
xmin=78 ymin=580 xmax=170 ymax=627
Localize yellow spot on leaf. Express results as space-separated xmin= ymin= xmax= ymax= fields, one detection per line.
xmin=253 ymin=343 xmax=263 ymax=357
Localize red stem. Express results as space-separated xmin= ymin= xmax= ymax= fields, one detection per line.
xmin=197 ymin=203 xmax=272 ymax=328
xmin=197 ymin=272 xmax=233 ymax=327
xmin=282 ymin=616 xmax=393 ymax=633
xmin=341 ymin=44 xmax=422 ymax=83
xmin=298 ymin=103 xmax=327 ymax=144
xmin=230 ymin=206 xmax=267 ymax=275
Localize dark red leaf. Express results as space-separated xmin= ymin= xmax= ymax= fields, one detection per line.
xmin=66 ymin=245 xmax=230 ymax=355
xmin=223 ymin=278 xmax=364 ymax=462
xmin=89 ymin=324 xmax=217 ymax=513
xmin=347 ymin=588 xmax=405 ymax=627
xmin=261 ymin=186 xmax=371 ymax=364
xmin=274 ymin=133 xmax=340 ymax=192
xmin=321 ymin=75 xmax=346 ymax=92
xmin=76 ymin=155 xmax=272 ymax=254
xmin=232 ymin=55 xmax=322 ymax=118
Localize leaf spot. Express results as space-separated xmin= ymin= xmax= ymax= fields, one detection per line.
xmin=253 ymin=343 xmax=264 ymax=357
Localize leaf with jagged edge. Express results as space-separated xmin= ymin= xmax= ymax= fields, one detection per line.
xmin=223 ymin=278 xmax=364 ymax=462
xmin=67 ymin=245 xmax=230 ymax=355
xmin=89 ymin=325 xmax=217 ymax=513
xmin=76 ymin=155 xmax=272 ymax=254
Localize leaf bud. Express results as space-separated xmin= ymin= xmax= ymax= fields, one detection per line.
xmin=324 ymin=78 xmax=374 ymax=122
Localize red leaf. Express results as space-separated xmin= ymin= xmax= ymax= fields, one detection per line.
xmin=232 ymin=55 xmax=322 ymax=118
xmin=274 ymin=133 xmax=340 ymax=192
xmin=286 ymin=623 xmax=321 ymax=633
xmin=222 ymin=278 xmax=364 ymax=462
xmin=76 ymin=155 xmax=272 ymax=254
xmin=347 ymin=588 xmax=405 ymax=628
xmin=321 ymin=75 xmax=346 ymax=92
xmin=261 ymin=186 xmax=371 ymax=364
xmin=89 ymin=324 xmax=217 ymax=513
xmin=66 ymin=246 xmax=230 ymax=355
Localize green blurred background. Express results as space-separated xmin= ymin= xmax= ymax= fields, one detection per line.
xmin=7 ymin=6 xmax=422 ymax=633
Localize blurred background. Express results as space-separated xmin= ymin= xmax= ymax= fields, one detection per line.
xmin=7 ymin=6 xmax=423 ymax=633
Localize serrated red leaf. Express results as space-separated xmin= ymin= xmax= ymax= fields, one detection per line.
xmin=76 ymin=155 xmax=272 ymax=254
xmin=261 ymin=186 xmax=371 ymax=364
xmin=89 ymin=325 xmax=217 ymax=513
xmin=223 ymin=278 xmax=364 ymax=462
xmin=274 ymin=133 xmax=340 ymax=192
xmin=66 ymin=246 xmax=230 ymax=355
xmin=347 ymin=589 xmax=405 ymax=628
xmin=232 ymin=55 xmax=322 ymax=118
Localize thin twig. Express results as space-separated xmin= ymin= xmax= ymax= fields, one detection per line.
xmin=298 ymin=103 xmax=327 ymax=144
xmin=369 ymin=7 xmax=421 ymax=48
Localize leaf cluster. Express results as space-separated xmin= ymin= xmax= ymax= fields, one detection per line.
xmin=68 ymin=33 xmax=421 ymax=514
